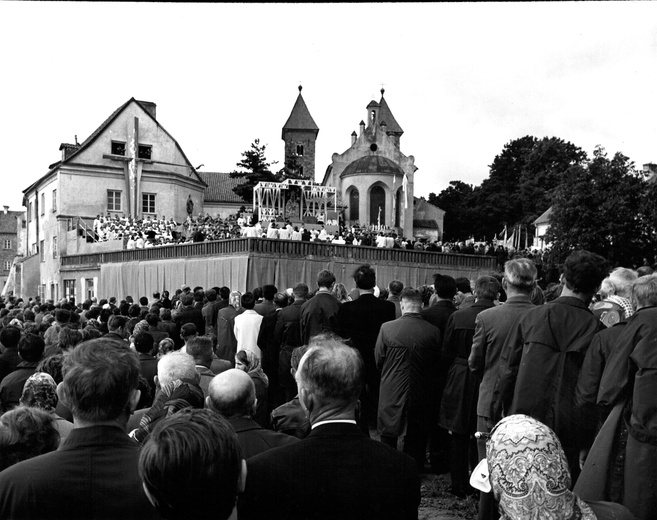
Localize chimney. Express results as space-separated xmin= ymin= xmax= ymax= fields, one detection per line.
xmin=351 ymin=131 xmax=357 ymax=146
xmin=3 ymin=206 xmax=8 ymax=215
xmin=138 ymin=101 xmax=157 ymax=119
xmin=59 ymin=143 xmax=80 ymax=161
xmin=359 ymin=120 xmax=365 ymax=136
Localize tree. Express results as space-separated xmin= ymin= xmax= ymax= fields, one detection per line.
xmin=230 ymin=139 xmax=279 ymax=204
xmin=429 ymin=181 xmax=476 ymax=241
xmin=546 ymin=146 xmax=650 ymax=265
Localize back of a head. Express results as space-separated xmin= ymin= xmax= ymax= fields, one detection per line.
xmin=608 ymin=267 xmax=638 ymax=299
xmin=186 ymin=336 xmax=213 ymax=364
xmin=273 ymin=293 xmax=288 ymax=309
xmin=297 ymin=336 xmax=363 ymax=406
xmin=263 ymin=284 xmax=277 ymax=301
xmin=145 ymin=313 xmax=160 ymax=327
xmin=18 ymin=334 xmax=45 ymax=363
xmin=205 ymin=289 xmax=217 ymax=302
xmin=293 ymin=283 xmax=309 ymax=300
xmin=637 ymin=266 xmax=654 ymax=278
xmin=631 ymin=273 xmax=657 ymax=310
xmin=157 ymin=351 xmax=197 ymax=387
xmin=62 ymin=339 xmax=140 ymax=422
xmin=434 ymin=274 xmax=457 ymax=300
xmin=353 ymin=264 xmax=376 ymax=290
xmin=400 ymin=287 xmax=422 ymax=310
xmin=128 ymin=304 xmax=141 ymax=318
xmin=139 ymin=296 xmax=149 ymax=306
xmin=0 ymin=406 xmax=60 ymax=472
xmin=0 ymin=326 xmax=21 ymax=349
xmin=58 ymin=328 xmax=83 ymax=351
xmin=133 ymin=332 xmax=155 ymax=354
xmin=207 ymin=368 xmax=256 ymax=418
xmin=316 ymin=269 xmax=336 ymax=289
xmin=388 ymin=280 xmax=404 ymax=296
xmin=219 ymin=287 xmax=231 ymax=300
xmin=181 ymin=294 xmax=194 ymax=307
xmin=108 ymin=314 xmax=128 ymax=332
xmin=139 ymin=408 xmax=243 ymax=520
xmin=241 ymin=292 xmax=255 ymax=310
xmin=455 ymin=277 xmax=472 ymax=294
xmin=181 ymin=323 xmax=198 ymax=339
xmin=474 ymin=275 xmax=500 ymax=301
xmin=563 ymin=250 xmax=609 ymax=295
xmin=161 ymin=309 xmax=172 ymax=321
xmin=504 ymin=258 xmax=537 ymax=293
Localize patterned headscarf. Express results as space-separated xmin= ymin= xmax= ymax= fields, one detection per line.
xmin=487 ymin=414 xmax=596 ymax=520
xmin=19 ymin=372 xmax=58 ymax=412
xmin=129 ymin=378 xmax=204 ymax=445
xmin=133 ymin=319 xmax=150 ymax=336
xmin=236 ymin=350 xmax=269 ymax=388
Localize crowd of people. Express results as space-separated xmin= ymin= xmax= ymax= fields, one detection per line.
xmin=0 ymin=253 xmax=655 ymax=519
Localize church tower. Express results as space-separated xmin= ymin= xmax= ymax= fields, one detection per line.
xmin=282 ymin=86 xmax=319 ymax=180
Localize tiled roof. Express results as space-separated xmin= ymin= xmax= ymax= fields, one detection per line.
xmin=377 ymin=95 xmax=403 ymax=135
xmin=282 ymin=92 xmax=319 ymax=138
xmin=198 ymin=172 xmax=249 ymax=204
xmin=342 ymin=155 xmax=404 ymax=176
xmin=413 ymin=219 xmax=439 ymax=229
xmin=0 ymin=211 xmax=23 ymax=234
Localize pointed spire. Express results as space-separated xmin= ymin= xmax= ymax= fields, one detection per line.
xmin=282 ymin=86 xmax=319 ymax=139
xmin=377 ymin=91 xmax=403 ymax=135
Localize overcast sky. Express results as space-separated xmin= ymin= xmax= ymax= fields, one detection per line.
xmin=1 ymin=2 xmax=656 ymax=211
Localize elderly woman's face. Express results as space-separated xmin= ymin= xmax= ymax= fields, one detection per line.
xmin=235 ymin=357 xmax=247 ymax=371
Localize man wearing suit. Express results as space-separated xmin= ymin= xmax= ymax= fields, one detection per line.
xmin=216 ymin=291 xmax=242 ymax=363
xmin=206 ymin=368 xmax=298 ymax=459
xmin=334 ymin=264 xmax=396 ymax=432
xmin=468 ymin=258 xmax=536 ymax=519
xmin=239 ymin=337 xmax=420 ymax=520
xmin=275 ymin=283 xmax=308 ymax=401
xmin=300 ymin=269 xmax=341 ymax=344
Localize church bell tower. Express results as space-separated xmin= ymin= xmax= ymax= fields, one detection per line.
xmin=282 ymin=86 xmax=319 ymax=180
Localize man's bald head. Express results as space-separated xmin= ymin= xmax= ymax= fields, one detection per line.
xmin=206 ymin=369 xmax=256 ymax=419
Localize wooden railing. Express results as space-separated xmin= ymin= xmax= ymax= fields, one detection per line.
xmin=60 ymin=238 xmax=496 ymax=270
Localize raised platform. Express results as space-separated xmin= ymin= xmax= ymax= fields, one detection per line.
xmin=59 ymin=238 xmax=496 ymax=299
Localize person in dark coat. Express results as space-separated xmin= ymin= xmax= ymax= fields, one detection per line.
xmin=133 ymin=332 xmax=158 ymax=406
xmin=375 ymin=287 xmax=442 ymax=471
xmin=420 ymin=274 xmax=457 ymax=473
xmin=238 ymin=337 xmax=420 ymax=520
xmin=334 ymin=264 xmax=396 ymax=433
xmin=494 ymin=250 xmax=608 ymax=482
xmin=300 ymin=269 xmax=341 ymax=344
xmin=257 ymin=292 xmax=287 ymax=409
xmin=468 ymin=258 xmax=537 ymax=519
xmin=173 ymin=293 xmax=205 ymax=348
xmin=206 ymin=368 xmax=298 ymax=459
xmin=0 ymin=326 xmax=22 ymax=383
xmin=0 ymin=334 xmax=45 ymax=413
xmin=440 ymin=275 xmax=499 ymax=498
xmin=275 ymin=283 xmax=308 ymax=402
xmin=216 ymin=291 xmax=242 ymax=364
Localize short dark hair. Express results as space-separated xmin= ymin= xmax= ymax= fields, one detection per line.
xmin=353 ymin=264 xmax=376 ymax=290
xmin=400 ymin=287 xmax=422 ymax=306
xmin=273 ymin=293 xmax=288 ymax=309
xmin=293 ymin=283 xmax=309 ymax=299
xmin=18 ymin=334 xmax=45 ymax=363
xmin=185 ymin=336 xmax=213 ymax=365
xmin=241 ymin=292 xmax=255 ymax=310
xmin=263 ymin=285 xmax=277 ymax=301
xmin=219 ymin=287 xmax=230 ymax=300
xmin=161 ymin=309 xmax=172 ymax=320
xmin=139 ymin=408 xmax=243 ymax=520
xmin=181 ymin=323 xmax=198 ymax=338
xmin=455 ymin=277 xmax=472 ymax=294
xmin=139 ymin=296 xmax=149 ymax=306
xmin=61 ymin=339 xmax=140 ymax=422
xmin=145 ymin=313 xmax=160 ymax=327
xmin=388 ymin=280 xmax=404 ymax=296
xmin=0 ymin=326 xmax=21 ymax=349
xmin=563 ymin=250 xmax=609 ymax=295
xmin=133 ymin=332 xmax=155 ymax=354
xmin=58 ymin=328 xmax=83 ymax=351
xmin=152 ymin=292 xmax=161 ymax=300
xmin=434 ymin=274 xmax=457 ymax=299
xmin=37 ymin=354 xmax=64 ymax=384
xmin=316 ymin=269 xmax=336 ymax=289
xmin=181 ymin=294 xmax=194 ymax=306
xmin=474 ymin=275 xmax=500 ymax=301
xmin=205 ymin=289 xmax=217 ymax=302
xmin=108 ymin=315 xmax=128 ymax=332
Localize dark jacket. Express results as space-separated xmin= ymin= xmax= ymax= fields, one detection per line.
xmin=439 ymin=299 xmax=495 ymax=435
xmin=0 ymin=348 xmax=21 ymax=384
xmin=270 ymin=396 xmax=310 ymax=439
xmin=228 ymin=416 xmax=298 ymax=459
xmin=420 ymin=300 xmax=456 ymax=335
xmin=300 ymin=291 xmax=341 ymax=345
xmin=495 ymin=296 xmax=603 ymax=450
xmin=239 ymin=422 xmax=420 ymax=520
xmin=0 ymin=361 xmax=39 ymax=413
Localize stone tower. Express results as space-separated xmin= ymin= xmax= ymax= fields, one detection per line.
xmin=282 ymin=86 xmax=319 ymax=180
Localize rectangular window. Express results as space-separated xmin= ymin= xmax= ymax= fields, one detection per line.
xmin=52 ymin=189 xmax=57 ymax=212
xmin=111 ymin=141 xmax=126 ymax=156
xmin=3 ymin=239 xmax=10 ymax=249
xmin=53 ymin=236 xmax=58 ymax=259
xmin=142 ymin=193 xmax=156 ymax=214
xmin=28 ymin=202 xmax=33 ymax=222
xmin=3 ymin=261 xmax=10 ymax=271
xmin=108 ymin=190 xmax=122 ymax=212
xmin=41 ymin=193 xmax=45 ymax=215
xmin=296 ymin=144 xmax=304 ymax=156
xmin=40 ymin=240 xmax=45 ymax=262
xmin=138 ymin=145 xmax=152 ymax=160
xmin=86 ymin=278 xmax=95 ymax=300
xmin=30 ymin=243 xmax=37 ymax=256
xmin=63 ymin=279 xmax=76 ymax=301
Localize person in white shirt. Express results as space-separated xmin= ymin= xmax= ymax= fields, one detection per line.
xmin=233 ymin=292 xmax=263 ymax=359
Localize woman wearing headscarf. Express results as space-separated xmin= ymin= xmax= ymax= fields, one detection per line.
xmin=235 ymin=349 xmax=269 ymax=428
xmin=473 ymin=414 xmax=636 ymax=520
xmin=19 ymin=372 xmax=74 ymax=442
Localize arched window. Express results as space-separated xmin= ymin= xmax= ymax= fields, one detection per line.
xmin=370 ymin=186 xmax=385 ymax=226
xmin=349 ymin=189 xmax=359 ymax=222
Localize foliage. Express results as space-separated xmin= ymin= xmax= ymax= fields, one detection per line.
xmin=546 ymin=146 xmax=651 ymax=265
xmin=230 ymin=139 xmax=279 ymax=204
xmin=429 ymin=181 xmax=476 ymax=241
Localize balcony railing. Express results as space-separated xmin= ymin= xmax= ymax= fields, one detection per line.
xmin=60 ymin=238 xmax=496 ymax=270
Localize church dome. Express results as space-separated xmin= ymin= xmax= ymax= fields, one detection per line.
xmin=341 ymin=155 xmax=404 ymax=177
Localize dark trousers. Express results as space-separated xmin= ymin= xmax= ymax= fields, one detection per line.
xmin=450 ymin=432 xmax=478 ymax=495
xmin=404 ymin=413 xmax=430 ymax=472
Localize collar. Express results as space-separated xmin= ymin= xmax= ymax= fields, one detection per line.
xmin=311 ymin=419 xmax=357 ymax=429
xmin=553 ymin=296 xmax=592 ymax=311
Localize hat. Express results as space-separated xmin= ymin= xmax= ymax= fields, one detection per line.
xmin=181 ymin=284 xmax=191 ymax=291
